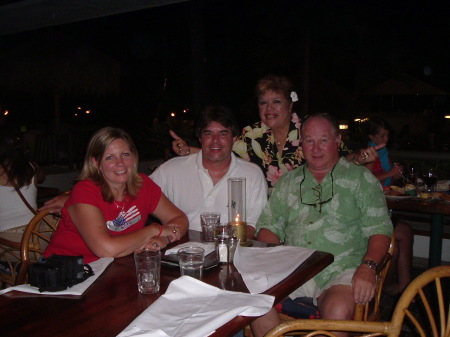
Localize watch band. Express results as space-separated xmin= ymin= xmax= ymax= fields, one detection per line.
xmin=361 ymin=260 xmax=377 ymax=270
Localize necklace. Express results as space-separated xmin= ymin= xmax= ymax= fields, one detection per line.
xmin=114 ymin=193 xmax=127 ymax=213
xmin=114 ymin=201 xmax=125 ymax=213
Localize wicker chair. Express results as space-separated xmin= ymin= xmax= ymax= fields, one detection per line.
xmin=264 ymin=265 xmax=450 ymax=337
xmin=0 ymin=210 xmax=60 ymax=288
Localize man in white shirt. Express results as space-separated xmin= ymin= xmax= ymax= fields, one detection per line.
xmin=150 ymin=106 xmax=267 ymax=237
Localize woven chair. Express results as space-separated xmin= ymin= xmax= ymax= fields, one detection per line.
xmin=264 ymin=265 xmax=450 ymax=337
xmin=0 ymin=210 xmax=60 ymax=288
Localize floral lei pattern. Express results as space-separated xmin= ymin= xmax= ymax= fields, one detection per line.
xmin=233 ymin=112 xmax=351 ymax=188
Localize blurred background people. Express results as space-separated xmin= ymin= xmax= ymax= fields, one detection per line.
xmin=366 ymin=117 xmax=403 ymax=186
xmin=365 ymin=117 xmax=413 ymax=296
xmin=0 ymin=127 xmax=44 ymax=243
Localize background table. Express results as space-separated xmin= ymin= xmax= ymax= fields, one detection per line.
xmin=0 ymin=230 xmax=333 ymax=337
xmin=386 ymin=197 xmax=450 ymax=268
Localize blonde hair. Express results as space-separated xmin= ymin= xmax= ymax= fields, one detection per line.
xmin=79 ymin=127 xmax=142 ymax=202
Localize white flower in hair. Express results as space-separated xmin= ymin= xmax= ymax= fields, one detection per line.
xmin=290 ymin=91 xmax=299 ymax=102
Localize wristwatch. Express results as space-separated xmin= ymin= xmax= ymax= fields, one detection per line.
xmin=361 ymin=260 xmax=377 ymax=271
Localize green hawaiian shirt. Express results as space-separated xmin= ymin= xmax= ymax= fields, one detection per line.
xmin=256 ymin=157 xmax=393 ymax=288
xmin=233 ymin=113 xmax=351 ymax=188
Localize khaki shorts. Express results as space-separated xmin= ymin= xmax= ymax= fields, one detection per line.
xmin=289 ymin=269 xmax=355 ymax=305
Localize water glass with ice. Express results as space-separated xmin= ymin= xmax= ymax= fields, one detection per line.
xmin=134 ymin=249 xmax=161 ymax=294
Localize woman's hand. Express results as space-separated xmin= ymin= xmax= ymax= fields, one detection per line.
xmin=170 ymin=130 xmax=191 ymax=156
xmin=390 ymin=163 xmax=404 ymax=179
xmin=349 ymin=143 xmax=385 ymax=166
xmin=161 ymin=225 xmax=180 ymax=243
xmin=142 ymin=237 xmax=170 ymax=251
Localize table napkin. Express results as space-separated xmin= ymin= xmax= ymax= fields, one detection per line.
xmin=165 ymin=241 xmax=215 ymax=256
xmin=234 ymin=245 xmax=316 ymax=294
xmin=0 ymin=257 xmax=113 ymax=296
xmin=117 ymin=276 xmax=274 ymax=337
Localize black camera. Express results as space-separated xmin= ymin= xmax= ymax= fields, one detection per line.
xmin=29 ymin=255 xmax=94 ymax=292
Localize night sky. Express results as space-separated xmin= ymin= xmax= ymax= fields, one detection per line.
xmin=1 ymin=0 xmax=450 ymax=138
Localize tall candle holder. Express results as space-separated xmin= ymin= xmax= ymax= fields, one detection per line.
xmin=227 ymin=177 xmax=248 ymax=244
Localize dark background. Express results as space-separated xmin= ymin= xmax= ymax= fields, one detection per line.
xmin=1 ymin=0 xmax=450 ymax=158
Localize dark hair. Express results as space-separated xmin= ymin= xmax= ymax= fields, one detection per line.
xmin=366 ymin=117 xmax=392 ymax=137
xmin=79 ymin=127 xmax=142 ymax=202
xmin=195 ymin=106 xmax=240 ymax=138
xmin=301 ymin=113 xmax=340 ymax=136
xmin=255 ymin=74 xmax=295 ymax=101
xmin=0 ymin=128 xmax=37 ymax=188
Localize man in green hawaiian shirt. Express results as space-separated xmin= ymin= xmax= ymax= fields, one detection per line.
xmin=250 ymin=113 xmax=392 ymax=337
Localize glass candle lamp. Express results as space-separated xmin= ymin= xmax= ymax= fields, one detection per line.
xmin=227 ymin=177 xmax=247 ymax=242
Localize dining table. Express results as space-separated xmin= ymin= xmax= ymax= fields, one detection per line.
xmin=386 ymin=196 xmax=450 ymax=268
xmin=0 ymin=230 xmax=333 ymax=337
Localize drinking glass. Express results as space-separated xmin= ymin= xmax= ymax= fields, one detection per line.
xmin=423 ymin=169 xmax=437 ymax=192
xmin=134 ymin=249 xmax=161 ymax=294
xmin=177 ymin=246 xmax=205 ymax=280
xmin=200 ymin=212 xmax=221 ymax=242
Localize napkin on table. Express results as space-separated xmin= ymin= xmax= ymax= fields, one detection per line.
xmin=233 ymin=245 xmax=316 ymax=294
xmin=117 ymin=275 xmax=274 ymax=337
xmin=0 ymin=257 xmax=113 ymax=296
xmin=165 ymin=241 xmax=215 ymax=256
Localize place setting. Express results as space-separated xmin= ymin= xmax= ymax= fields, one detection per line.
xmin=383 ymin=165 xmax=450 ymax=203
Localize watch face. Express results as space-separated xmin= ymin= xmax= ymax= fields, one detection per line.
xmin=363 ymin=260 xmax=377 ymax=269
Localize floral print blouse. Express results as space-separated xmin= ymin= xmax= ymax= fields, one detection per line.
xmin=232 ymin=112 xmax=351 ymax=188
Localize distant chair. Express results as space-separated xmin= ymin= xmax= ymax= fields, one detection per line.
xmin=264 ymin=265 xmax=450 ymax=337
xmin=0 ymin=210 xmax=60 ymax=288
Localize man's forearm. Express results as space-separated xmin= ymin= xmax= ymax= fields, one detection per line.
xmin=362 ymin=234 xmax=391 ymax=266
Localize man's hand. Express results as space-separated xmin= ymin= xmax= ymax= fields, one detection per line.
xmin=170 ymin=130 xmax=190 ymax=156
xmin=38 ymin=193 xmax=70 ymax=213
xmin=352 ymin=264 xmax=377 ymax=304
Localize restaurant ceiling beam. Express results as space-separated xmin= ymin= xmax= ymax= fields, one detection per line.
xmin=0 ymin=0 xmax=189 ymax=36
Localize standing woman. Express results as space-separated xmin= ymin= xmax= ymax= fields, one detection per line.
xmin=43 ymin=127 xmax=188 ymax=263
xmin=0 ymin=129 xmax=44 ymax=243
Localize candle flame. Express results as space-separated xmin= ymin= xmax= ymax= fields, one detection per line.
xmin=235 ymin=214 xmax=240 ymax=222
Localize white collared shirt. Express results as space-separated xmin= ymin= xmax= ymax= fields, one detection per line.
xmin=150 ymin=151 xmax=268 ymax=231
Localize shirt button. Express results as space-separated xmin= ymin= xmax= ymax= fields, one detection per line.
xmin=307 ymin=241 xmax=311 ymax=245
xmin=309 ymin=222 xmax=313 ymax=224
